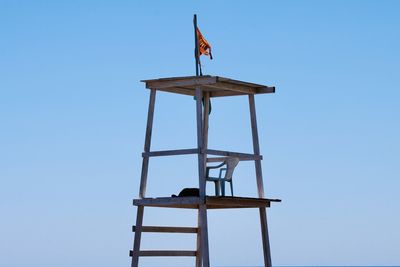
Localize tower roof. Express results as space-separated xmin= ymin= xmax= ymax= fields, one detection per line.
xmin=141 ymin=75 xmax=275 ymax=97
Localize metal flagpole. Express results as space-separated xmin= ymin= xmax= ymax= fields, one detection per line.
xmin=193 ymin=14 xmax=200 ymax=76
xmin=193 ymin=14 xmax=210 ymax=113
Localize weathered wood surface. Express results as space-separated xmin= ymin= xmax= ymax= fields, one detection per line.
xmin=196 ymin=208 xmax=202 ymax=267
xmin=198 ymin=204 xmax=209 ymax=267
xmin=132 ymin=196 xmax=280 ymax=209
xmin=144 ymin=76 xmax=217 ymax=90
xmin=249 ymin=94 xmax=265 ymax=197
xmin=131 ymin=206 xmax=144 ymax=267
xmin=130 ymin=250 xmax=197 ymax=257
xmin=143 ymin=148 xmax=199 ymax=157
xmin=195 ymin=88 xmax=205 ymax=199
xmin=133 ymin=197 xmax=200 ymax=208
xmin=143 ymin=148 xmax=261 ymax=161
xmin=206 ymin=157 xmax=228 ymax=163
xmin=199 ymin=92 xmax=210 ymax=266
xmin=210 ymin=86 xmax=275 ymax=97
xmin=195 ymin=87 xmax=211 ymax=267
xmin=248 ymin=94 xmax=272 ymax=267
xmin=141 ymin=76 xmax=275 ymax=97
xmin=259 ymin=207 xmax=272 ymax=267
xmin=203 ymin=92 xmax=210 ymax=156
xmin=155 ymin=86 xmax=196 ymax=96
xmin=206 ymin=149 xmax=263 ymax=161
xmin=139 ymin=89 xmax=156 ymax=199
xmin=206 ymin=196 xmax=271 ymax=208
xmin=132 ymin=226 xmax=198 ymax=233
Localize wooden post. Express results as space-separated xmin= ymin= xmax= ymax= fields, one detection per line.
xmin=203 ymin=92 xmax=210 ymax=152
xmin=195 ymin=208 xmax=202 ymax=267
xmin=131 ymin=205 xmax=144 ymax=267
xmin=196 ymin=88 xmax=210 ymax=267
xmin=248 ymin=94 xmax=272 ymax=267
xmin=249 ymin=94 xmax=264 ymax=198
xmin=196 ymin=88 xmax=205 ymax=198
xmin=196 ymin=91 xmax=210 ymax=267
xmin=132 ymin=89 xmax=156 ymax=266
xmin=139 ymin=89 xmax=156 ymax=198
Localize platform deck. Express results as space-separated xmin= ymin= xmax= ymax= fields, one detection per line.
xmin=133 ymin=196 xmax=281 ymax=209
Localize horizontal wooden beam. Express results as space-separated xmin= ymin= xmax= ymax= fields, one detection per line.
xmin=143 ymin=148 xmax=199 ymax=157
xmin=133 ymin=196 xmax=281 ymax=209
xmin=133 ymin=197 xmax=201 ymax=208
xmin=206 ymin=149 xmax=262 ymax=161
xmin=210 ymin=90 xmax=247 ymax=98
xmin=215 ymin=81 xmax=256 ymax=94
xmin=141 ymin=76 xmax=275 ymax=97
xmin=206 ymin=196 xmax=271 ymax=208
xmin=153 ymin=86 xmax=195 ymax=96
xmin=201 ymin=83 xmax=255 ymax=94
xmin=145 ymin=76 xmax=217 ymax=89
xmin=209 ymin=86 xmax=275 ymax=97
xmin=206 ymin=157 xmax=228 ymax=163
xmin=130 ymin=250 xmax=197 ymax=257
xmin=132 ymin=226 xmax=198 ymax=233
xmin=256 ymin=86 xmax=275 ymax=94
xmin=143 ymin=149 xmax=262 ymax=160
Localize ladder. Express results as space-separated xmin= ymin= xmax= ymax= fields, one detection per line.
xmin=129 ymin=205 xmax=204 ymax=267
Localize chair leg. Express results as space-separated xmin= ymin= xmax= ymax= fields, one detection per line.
xmin=230 ymin=180 xmax=234 ymax=196
xmin=214 ymin=181 xmax=221 ymax=196
xmin=221 ymin=181 xmax=225 ymax=196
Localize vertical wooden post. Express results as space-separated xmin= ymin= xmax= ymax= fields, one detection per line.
xmin=248 ymin=94 xmax=272 ymax=267
xmin=249 ymin=94 xmax=265 ymax=198
xmin=196 ymin=91 xmax=210 ymax=267
xmin=195 ymin=88 xmax=210 ymax=267
xmin=259 ymin=207 xmax=272 ymax=267
xmin=131 ymin=205 xmax=144 ymax=267
xmin=195 ymin=208 xmax=202 ymax=267
xmin=196 ymin=88 xmax=205 ymax=198
xmin=139 ymin=89 xmax=156 ymax=198
xmin=132 ymin=89 xmax=156 ymax=267
xmin=203 ymin=92 xmax=210 ymax=153
xmin=202 ymin=91 xmax=211 ymax=196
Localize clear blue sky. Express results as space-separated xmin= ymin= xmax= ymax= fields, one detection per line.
xmin=1 ymin=1 xmax=399 ymax=267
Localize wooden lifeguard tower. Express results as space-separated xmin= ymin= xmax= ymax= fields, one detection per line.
xmin=130 ymin=75 xmax=280 ymax=267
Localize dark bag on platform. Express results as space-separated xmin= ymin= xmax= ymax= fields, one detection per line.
xmin=172 ymin=188 xmax=200 ymax=197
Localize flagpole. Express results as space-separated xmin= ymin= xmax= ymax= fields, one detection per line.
xmin=193 ymin=14 xmax=200 ymax=77
xmin=193 ymin=14 xmax=211 ymax=113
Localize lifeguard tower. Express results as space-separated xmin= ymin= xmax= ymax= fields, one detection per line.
xmin=129 ymin=75 xmax=280 ymax=267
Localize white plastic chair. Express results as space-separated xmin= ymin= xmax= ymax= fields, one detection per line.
xmin=206 ymin=157 xmax=240 ymax=196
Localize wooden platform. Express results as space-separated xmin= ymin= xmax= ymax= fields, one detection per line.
xmin=141 ymin=76 xmax=275 ymax=97
xmin=133 ymin=196 xmax=281 ymax=209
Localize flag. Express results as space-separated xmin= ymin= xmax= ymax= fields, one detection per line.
xmin=196 ymin=28 xmax=213 ymax=59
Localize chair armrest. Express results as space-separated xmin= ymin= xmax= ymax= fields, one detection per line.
xmin=206 ymin=162 xmax=226 ymax=179
xmin=206 ymin=162 xmax=226 ymax=170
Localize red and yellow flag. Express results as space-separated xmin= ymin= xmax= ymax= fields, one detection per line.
xmin=196 ymin=28 xmax=213 ymax=59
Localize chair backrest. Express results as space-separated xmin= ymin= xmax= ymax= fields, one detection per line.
xmin=224 ymin=157 xmax=240 ymax=181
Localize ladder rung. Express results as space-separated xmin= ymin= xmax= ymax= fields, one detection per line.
xmin=129 ymin=250 xmax=197 ymax=257
xmin=132 ymin=226 xmax=198 ymax=233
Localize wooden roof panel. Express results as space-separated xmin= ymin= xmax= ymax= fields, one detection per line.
xmin=141 ymin=75 xmax=275 ymax=97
